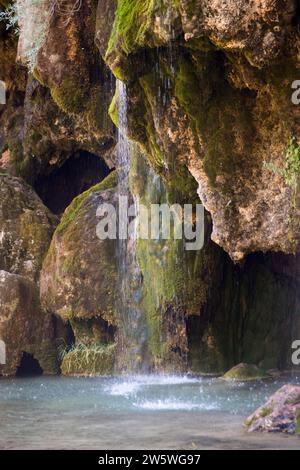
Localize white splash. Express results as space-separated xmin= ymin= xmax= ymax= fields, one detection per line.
xmin=133 ymin=399 xmax=220 ymax=411
xmin=105 ymin=381 xmax=141 ymax=397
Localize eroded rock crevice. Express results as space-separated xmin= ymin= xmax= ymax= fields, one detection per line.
xmin=34 ymin=150 xmax=111 ymax=214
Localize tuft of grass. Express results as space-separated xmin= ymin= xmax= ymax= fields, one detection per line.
xmin=60 ymin=342 xmax=116 ymax=376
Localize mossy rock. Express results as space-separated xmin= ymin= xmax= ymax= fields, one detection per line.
xmin=222 ymin=363 xmax=270 ymax=382
xmin=61 ymin=343 xmax=116 ymax=377
xmin=129 ymin=148 xmax=221 ymax=371
xmin=0 ymin=270 xmax=59 ymax=376
xmin=55 ymin=170 xmax=117 ymax=235
xmin=40 ymin=172 xmax=118 ymax=326
xmin=0 ymin=174 xmax=58 ymax=282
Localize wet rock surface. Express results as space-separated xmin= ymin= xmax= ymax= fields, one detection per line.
xmin=245 ymin=384 xmax=300 ymax=435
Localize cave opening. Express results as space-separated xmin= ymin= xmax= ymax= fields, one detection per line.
xmin=16 ymin=352 xmax=43 ymax=377
xmin=34 ymin=150 xmax=111 ymax=214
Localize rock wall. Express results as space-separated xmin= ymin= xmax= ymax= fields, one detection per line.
xmin=99 ymin=0 xmax=300 ymax=261
xmin=0 ymin=1 xmax=299 ymax=375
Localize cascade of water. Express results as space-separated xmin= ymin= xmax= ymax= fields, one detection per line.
xmin=116 ymin=80 xmax=148 ymax=373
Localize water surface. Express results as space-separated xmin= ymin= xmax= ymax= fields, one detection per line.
xmin=0 ymin=374 xmax=299 ymax=450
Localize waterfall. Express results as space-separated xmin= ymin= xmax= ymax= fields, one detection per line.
xmin=116 ymin=80 xmax=147 ymax=373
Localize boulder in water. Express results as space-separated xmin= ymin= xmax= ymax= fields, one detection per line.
xmin=222 ymin=363 xmax=270 ymax=381
xmin=245 ymin=384 xmax=300 ymax=435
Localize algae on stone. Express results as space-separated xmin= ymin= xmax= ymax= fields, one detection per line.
xmin=222 ymin=363 xmax=269 ymax=382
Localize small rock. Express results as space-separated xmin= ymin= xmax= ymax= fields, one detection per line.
xmin=245 ymin=384 xmax=300 ymax=435
xmin=222 ymin=363 xmax=270 ymax=381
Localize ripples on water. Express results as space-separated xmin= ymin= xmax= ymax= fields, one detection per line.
xmin=0 ymin=374 xmax=300 ymax=449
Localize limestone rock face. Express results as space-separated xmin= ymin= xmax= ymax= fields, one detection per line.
xmin=32 ymin=0 xmax=115 ymax=164
xmin=245 ymin=384 xmax=300 ymax=435
xmin=222 ymin=363 xmax=270 ymax=382
xmin=0 ymin=174 xmax=58 ymax=282
xmin=0 ymin=270 xmax=58 ymax=376
xmin=40 ymin=173 xmax=118 ymax=333
xmin=0 ymin=11 xmax=115 ymax=182
xmin=98 ymin=0 xmax=300 ymax=261
xmin=130 ymin=151 xmax=300 ymax=373
xmin=0 ymin=1 xmax=299 ymax=377
xmin=22 ymin=76 xmax=115 ymax=180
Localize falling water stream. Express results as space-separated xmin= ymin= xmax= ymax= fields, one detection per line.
xmin=116 ymin=80 xmax=147 ymax=372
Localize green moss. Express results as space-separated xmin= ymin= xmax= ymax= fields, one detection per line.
xmin=109 ymin=90 xmax=118 ymax=127
xmin=175 ymin=54 xmax=254 ymax=192
xmin=111 ymin=65 xmax=127 ymax=81
xmin=243 ymin=415 xmax=257 ymax=428
xmin=56 ymin=171 xmax=117 ymax=235
xmin=260 ymin=406 xmax=273 ymax=417
xmin=107 ymin=0 xmax=158 ymax=57
xmin=130 ymin=151 xmax=209 ymax=368
xmin=105 ymin=0 xmax=181 ymax=78
xmin=32 ymin=67 xmax=47 ymax=87
xmin=50 ymin=76 xmax=89 ymax=114
xmin=61 ymin=343 xmax=116 ymax=376
xmin=222 ymin=363 xmax=269 ymax=381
